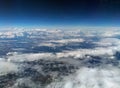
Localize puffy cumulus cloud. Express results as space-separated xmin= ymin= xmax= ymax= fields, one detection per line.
xmin=100 ymin=30 xmax=120 ymax=37
xmin=37 ymin=38 xmax=84 ymax=48
xmin=95 ymin=38 xmax=120 ymax=47
xmin=7 ymin=53 xmax=55 ymax=62
xmin=56 ymin=46 xmax=117 ymax=59
xmin=37 ymin=42 xmax=64 ymax=48
xmin=83 ymin=28 xmax=120 ymax=37
xmin=6 ymin=48 xmax=113 ymax=63
xmin=6 ymin=44 xmax=120 ymax=64
xmin=0 ymin=59 xmax=19 ymax=76
xmin=49 ymin=38 xmax=84 ymax=44
xmin=46 ymin=66 xmax=120 ymax=88
xmin=0 ymin=30 xmax=25 ymax=38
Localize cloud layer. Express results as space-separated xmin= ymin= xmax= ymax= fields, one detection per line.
xmin=0 ymin=28 xmax=120 ymax=88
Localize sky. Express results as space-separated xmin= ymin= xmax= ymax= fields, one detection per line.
xmin=0 ymin=0 xmax=120 ymax=28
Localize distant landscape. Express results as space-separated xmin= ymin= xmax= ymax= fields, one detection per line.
xmin=0 ymin=28 xmax=120 ymax=88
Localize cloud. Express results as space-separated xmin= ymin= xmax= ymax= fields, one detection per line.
xmin=46 ymin=66 xmax=120 ymax=88
xmin=0 ymin=58 xmax=19 ymax=76
xmin=7 ymin=53 xmax=55 ymax=62
xmin=1 ymin=28 xmax=120 ymax=88
xmin=95 ymin=38 xmax=120 ymax=47
xmin=49 ymin=38 xmax=84 ymax=44
xmin=7 ymin=39 xmax=120 ymax=64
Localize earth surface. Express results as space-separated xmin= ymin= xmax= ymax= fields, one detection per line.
xmin=0 ymin=28 xmax=120 ymax=88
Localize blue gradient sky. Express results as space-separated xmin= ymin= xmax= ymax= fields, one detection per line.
xmin=0 ymin=0 xmax=120 ymax=28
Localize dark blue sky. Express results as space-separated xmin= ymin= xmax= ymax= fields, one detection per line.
xmin=0 ymin=0 xmax=120 ymax=28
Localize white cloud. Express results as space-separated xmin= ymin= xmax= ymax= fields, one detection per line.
xmin=95 ymin=38 xmax=120 ymax=47
xmin=50 ymin=38 xmax=84 ymax=44
xmin=7 ymin=45 xmax=119 ymax=63
xmin=46 ymin=67 xmax=120 ymax=88
xmin=7 ymin=53 xmax=56 ymax=62
xmin=0 ymin=59 xmax=19 ymax=76
xmin=1 ymin=28 xmax=120 ymax=88
xmin=56 ymin=47 xmax=116 ymax=59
